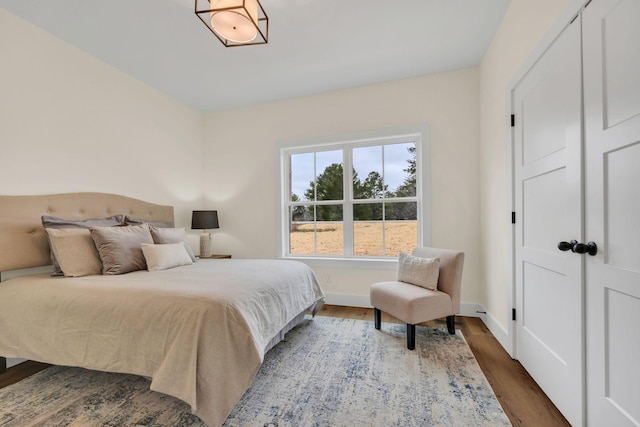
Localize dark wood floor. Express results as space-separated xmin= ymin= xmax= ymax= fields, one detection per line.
xmin=0 ymin=305 xmax=570 ymax=426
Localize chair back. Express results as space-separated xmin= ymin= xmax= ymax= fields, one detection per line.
xmin=411 ymin=247 xmax=464 ymax=313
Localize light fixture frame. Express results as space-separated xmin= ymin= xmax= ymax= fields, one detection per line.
xmin=195 ymin=0 xmax=268 ymax=47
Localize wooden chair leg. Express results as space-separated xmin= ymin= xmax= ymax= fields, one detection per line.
xmin=407 ymin=324 xmax=416 ymax=350
xmin=374 ymin=308 xmax=381 ymax=330
xmin=446 ymin=315 xmax=456 ymax=335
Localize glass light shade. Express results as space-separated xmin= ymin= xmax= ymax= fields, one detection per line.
xmin=209 ymin=0 xmax=259 ymax=43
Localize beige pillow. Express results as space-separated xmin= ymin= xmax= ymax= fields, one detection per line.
xmin=149 ymin=226 xmax=197 ymax=262
xmin=90 ymin=224 xmax=154 ymax=275
xmin=45 ymin=228 xmax=102 ymax=277
xmin=141 ymin=243 xmax=193 ymax=272
xmin=41 ymin=215 xmax=123 ymax=276
xmin=397 ymin=251 xmax=440 ymax=290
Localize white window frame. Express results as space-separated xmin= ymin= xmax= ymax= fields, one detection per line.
xmin=277 ymin=125 xmax=431 ymax=269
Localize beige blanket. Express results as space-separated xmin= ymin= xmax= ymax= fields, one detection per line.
xmin=0 ymin=259 xmax=325 ymax=426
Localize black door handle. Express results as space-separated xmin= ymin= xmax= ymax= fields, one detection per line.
xmin=573 ymin=241 xmax=598 ymax=256
xmin=557 ymin=240 xmax=597 ymax=256
xmin=558 ymin=240 xmax=577 ymax=251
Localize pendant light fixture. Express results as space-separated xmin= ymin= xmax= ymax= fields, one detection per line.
xmin=195 ymin=0 xmax=268 ymax=47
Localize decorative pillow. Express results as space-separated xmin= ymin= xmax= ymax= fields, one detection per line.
xmin=41 ymin=215 xmax=123 ymax=276
xmin=45 ymin=228 xmax=102 ymax=277
xmin=149 ymin=226 xmax=197 ymax=262
xmin=141 ymin=243 xmax=193 ymax=272
xmin=90 ymin=223 xmax=154 ymax=275
xmin=123 ymin=215 xmax=173 ymax=229
xmin=396 ymin=251 xmax=440 ymax=290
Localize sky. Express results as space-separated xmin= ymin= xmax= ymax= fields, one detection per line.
xmin=290 ymin=142 xmax=414 ymax=201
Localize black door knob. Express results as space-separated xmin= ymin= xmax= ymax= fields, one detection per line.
xmin=558 ymin=240 xmax=577 ymax=251
xmin=557 ymin=240 xmax=597 ymax=256
xmin=573 ymin=241 xmax=598 ymax=256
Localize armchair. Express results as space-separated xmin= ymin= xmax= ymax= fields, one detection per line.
xmin=370 ymin=247 xmax=464 ymax=350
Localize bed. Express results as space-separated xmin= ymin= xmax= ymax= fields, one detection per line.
xmin=0 ymin=192 xmax=325 ymax=427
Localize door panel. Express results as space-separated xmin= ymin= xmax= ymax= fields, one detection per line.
xmin=600 ymin=0 xmax=640 ymax=128
xmin=523 ymin=168 xmax=571 ymax=252
xmin=522 ymin=71 xmax=571 ymax=164
xmin=513 ymin=18 xmax=583 ymax=427
xmin=605 ymin=289 xmax=640 ymax=424
xmin=584 ymin=0 xmax=640 ymax=425
xmin=605 ymin=141 xmax=640 ymax=271
xmin=522 ymin=262 xmax=574 ymax=363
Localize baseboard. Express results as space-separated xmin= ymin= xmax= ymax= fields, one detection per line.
xmin=457 ymin=302 xmax=511 ymax=353
xmin=324 ymin=293 xmax=371 ymax=307
xmin=483 ymin=311 xmax=512 ymax=355
xmin=458 ymin=302 xmax=486 ymax=318
xmin=324 ymin=293 xmax=513 ymax=355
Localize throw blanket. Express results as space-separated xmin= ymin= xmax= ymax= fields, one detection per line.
xmin=0 ymin=259 xmax=324 ymax=426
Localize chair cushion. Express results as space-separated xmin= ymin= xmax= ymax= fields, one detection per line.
xmin=370 ymin=281 xmax=453 ymax=325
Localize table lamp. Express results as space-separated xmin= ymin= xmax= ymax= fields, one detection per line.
xmin=191 ymin=210 xmax=219 ymax=257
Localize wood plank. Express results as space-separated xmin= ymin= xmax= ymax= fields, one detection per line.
xmin=0 ymin=361 xmax=49 ymax=389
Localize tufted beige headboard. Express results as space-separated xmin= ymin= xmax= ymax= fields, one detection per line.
xmin=0 ymin=193 xmax=174 ymax=271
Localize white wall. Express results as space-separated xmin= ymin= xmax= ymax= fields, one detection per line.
xmin=0 ymin=9 xmax=205 ymax=228
xmin=203 ymin=68 xmax=481 ymax=305
xmin=479 ymin=0 xmax=573 ymax=330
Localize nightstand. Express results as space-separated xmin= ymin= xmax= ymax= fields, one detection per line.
xmin=198 ymin=254 xmax=232 ymax=259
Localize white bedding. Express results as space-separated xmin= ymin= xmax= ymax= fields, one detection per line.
xmin=0 ymin=259 xmax=324 ymax=426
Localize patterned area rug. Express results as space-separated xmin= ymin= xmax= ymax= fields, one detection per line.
xmin=0 ymin=317 xmax=510 ymax=426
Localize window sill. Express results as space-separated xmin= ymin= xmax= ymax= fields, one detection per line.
xmin=280 ymin=256 xmax=398 ymax=270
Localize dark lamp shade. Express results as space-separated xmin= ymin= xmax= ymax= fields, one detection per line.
xmin=191 ymin=210 xmax=219 ymax=230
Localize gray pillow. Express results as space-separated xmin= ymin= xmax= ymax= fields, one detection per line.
xmin=149 ymin=226 xmax=197 ymax=262
xmin=123 ymin=215 xmax=173 ymax=228
xmin=90 ymin=223 xmax=154 ymax=275
xmin=41 ymin=215 xmax=123 ymax=276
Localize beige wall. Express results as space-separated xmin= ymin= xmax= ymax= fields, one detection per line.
xmin=203 ymin=68 xmax=481 ymax=304
xmin=0 ymin=9 xmax=205 ymax=228
xmin=1 ymin=1 xmax=584 ymax=330
xmin=479 ymin=0 xmax=574 ymax=329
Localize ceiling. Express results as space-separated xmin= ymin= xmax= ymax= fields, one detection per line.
xmin=0 ymin=0 xmax=510 ymax=113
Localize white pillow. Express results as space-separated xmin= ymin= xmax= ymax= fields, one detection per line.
xmin=397 ymin=251 xmax=440 ymax=290
xmin=149 ymin=226 xmax=197 ymax=262
xmin=141 ymin=243 xmax=193 ymax=272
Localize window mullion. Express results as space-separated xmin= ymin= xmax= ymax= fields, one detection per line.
xmin=381 ymin=145 xmax=386 ymax=256
xmin=343 ymin=148 xmax=354 ymax=255
xmin=313 ymin=153 xmax=318 ymax=255
xmin=285 ymin=152 xmax=291 ymax=256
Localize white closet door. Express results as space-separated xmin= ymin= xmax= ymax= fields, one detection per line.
xmin=512 ymin=19 xmax=583 ymax=426
xmin=583 ymin=0 xmax=640 ymax=425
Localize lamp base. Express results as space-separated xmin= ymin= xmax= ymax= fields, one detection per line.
xmin=200 ymin=232 xmax=212 ymax=258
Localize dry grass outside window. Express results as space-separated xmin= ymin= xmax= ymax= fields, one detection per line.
xmin=290 ymin=222 xmax=417 ymax=256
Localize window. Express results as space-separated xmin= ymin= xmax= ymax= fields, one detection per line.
xmin=279 ymin=126 xmax=430 ymax=262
